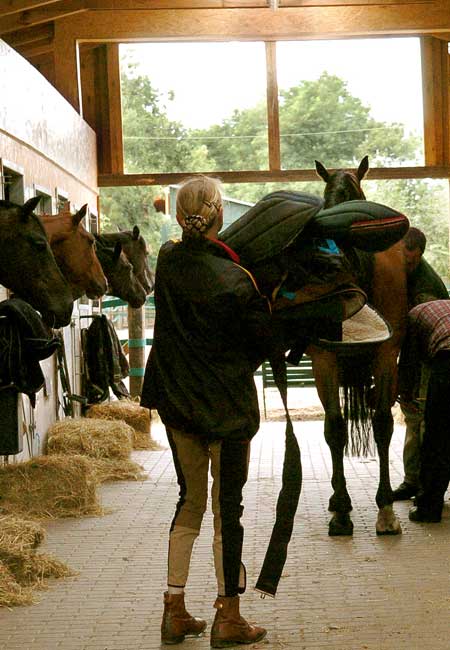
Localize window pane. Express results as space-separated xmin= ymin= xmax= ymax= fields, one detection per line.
xmin=276 ymin=38 xmax=424 ymax=170
xmin=119 ymin=42 xmax=268 ymax=174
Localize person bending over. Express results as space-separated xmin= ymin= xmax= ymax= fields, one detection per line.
xmin=393 ymin=227 xmax=448 ymax=501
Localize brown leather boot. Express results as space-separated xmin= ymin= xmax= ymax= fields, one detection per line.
xmin=210 ymin=595 xmax=267 ymax=648
xmin=161 ymin=591 xmax=207 ymax=645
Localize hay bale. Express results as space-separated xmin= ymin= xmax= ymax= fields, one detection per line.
xmin=46 ymin=418 xmax=148 ymax=483
xmin=86 ymin=400 xmax=162 ymax=450
xmin=47 ymin=418 xmax=133 ymax=459
xmin=0 ymin=514 xmax=75 ymax=607
xmin=0 ymin=561 xmax=33 ymax=607
xmin=0 ymin=455 xmax=102 ymax=519
xmin=0 ymin=514 xmax=45 ymax=551
xmin=89 ymin=458 xmax=147 ymax=483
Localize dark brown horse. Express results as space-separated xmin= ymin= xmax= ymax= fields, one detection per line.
xmin=41 ymin=205 xmax=107 ymax=301
xmin=99 ymin=226 xmax=154 ymax=295
xmin=311 ymin=156 xmax=407 ymax=535
xmin=94 ymin=235 xmax=147 ymax=308
xmin=0 ymin=197 xmax=74 ymax=327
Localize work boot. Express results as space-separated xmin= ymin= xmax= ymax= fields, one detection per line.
xmin=161 ymin=591 xmax=207 ymax=645
xmin=210 ymin=595 xmax=267 ymax=648
xmin=392 ymin=481 xmax=418 ymax=501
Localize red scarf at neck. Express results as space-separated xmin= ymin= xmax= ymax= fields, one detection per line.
xmin=210 ymin=238 xmax=241 ymax=264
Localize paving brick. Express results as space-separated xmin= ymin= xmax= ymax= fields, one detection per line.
xmin=0 ymin=415 xmax=448 ymax=650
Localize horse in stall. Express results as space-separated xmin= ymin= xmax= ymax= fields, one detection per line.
xmin=40 ymin=205 xmax=107 ymax=301
xmin=0 ymin=197 xmax=73 ymax=328
xmin=94 ymin=235 xmax=147 ymax=308
xmin=309 ymin=156 xmax=408 ymax=535
xmin=99 ymin=226 xmax=154 ymax=295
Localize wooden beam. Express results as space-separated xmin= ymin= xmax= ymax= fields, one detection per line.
xmin=53 ymin=17 xmax=81 ymax=111
xmin=265 ymin=41 xmax=281 ymax=171
xmin=421 ymin=36 xmax=450 ymax=165
xmin=98 ymin=166 xmax=450 ymax=187
xmin=14 ymin=35 xmax=54 ymax=56
xmin=0 ymin=0 xmax=87 ymax=35
xmin=0 ymin=1 xmax=62 ymax=18
xmin=43 ymin=6 xmax=450 ymax=42
xmin=94 ymin=44 xmax=124 ymax=174
xmin=86 ymin=1 xmax=268 ymax=8
xmin=2 ymin=22 xmax=53 ymax=46
xmin=281 ymin=0 xmax=436 ymax=6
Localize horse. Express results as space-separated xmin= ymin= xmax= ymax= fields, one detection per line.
xmin=94 ymin=235 xmax=147 ymax=308
xmin=41 ymin=205 xmax=107 ymax=301
xmin=0 ymin=197 xmax=74 ymax=328
xmin=309 ymin=156 xmax=408 ymax=535
xmin=99 ymin=226 xmax=154 ymax=295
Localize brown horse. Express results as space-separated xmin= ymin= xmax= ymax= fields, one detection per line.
xmin=0 ymin=197 xmax=73 ymax=327
xmin=94 ymin=236 xmax=147 ymax=308
xmin=311 ymin=156 xmax=407 ymax=535
xmin=99 ymin=226 xmax=154 ymax=295
xmin=41 ymin=205 xmax=107 ymax=301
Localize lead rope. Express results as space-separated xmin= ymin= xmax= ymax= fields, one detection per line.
xmin=255 ymin=351 xmax=302 ymax=598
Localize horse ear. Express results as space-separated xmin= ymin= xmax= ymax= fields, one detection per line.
xmin=113 ymin=242 xmax=122 ymax=262
xmin=357 ymin=156 xmax=369 ymax=181
xmin=132 ymin=225 xmax=140 ymax=240
xmin=22 ymin=196 xmax=41 ymax=217
xmin=315 ymin=160 xmax=330 ymax=183
xmin=74 ymin=204 xmax=88 ymax=225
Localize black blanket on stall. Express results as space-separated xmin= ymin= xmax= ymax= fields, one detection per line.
xmin=82 ymin=314 xmax=130 ymax=404
xmin=0 ymin=298 xmax=60 ymax=407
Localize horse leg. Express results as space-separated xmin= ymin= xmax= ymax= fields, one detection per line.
xmin=310 ymin=346 xmax=353 ymax=536
xmin=371 ymin=355 xmax=402 ymax=536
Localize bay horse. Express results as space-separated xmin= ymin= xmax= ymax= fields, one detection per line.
xmin=94 ymin=235 xmax=147 ymax=308
xmin=99 ymin=226 xmax=154 ymax=295
xmin=41 ymin=205 xmax=107 ymax=301
xmin=0 ymin=197 xmax=73 ymax=327
xmin=311 ymin=156 xmax=407 ymax=535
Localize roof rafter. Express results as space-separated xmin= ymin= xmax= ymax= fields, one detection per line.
xmin=0 ymin=0 xmax=87 ymax=35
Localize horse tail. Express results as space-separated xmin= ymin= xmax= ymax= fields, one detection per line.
xmin=340 ymin=355 xmax=375 ymax=457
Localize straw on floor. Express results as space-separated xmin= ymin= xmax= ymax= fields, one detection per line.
xmin=46 ymin=418 xmax=147 ymax=483
xmin=0 ymin=514 xmax=75 ymax=607
xmin=86 ymin=400 xmax=163 ymax=450
xmin=0 ymin=455 xmax=103 ymax=519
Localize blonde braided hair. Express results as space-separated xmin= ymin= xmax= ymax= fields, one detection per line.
xmin=176 ymin=176 xmax=222 ymax=238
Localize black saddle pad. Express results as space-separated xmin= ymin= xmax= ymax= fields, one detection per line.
xmin=220 ymin=191 xmax=409 ymax=262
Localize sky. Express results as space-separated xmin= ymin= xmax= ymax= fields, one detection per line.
xmin=121 ymin=37 xmax=423 ymax=135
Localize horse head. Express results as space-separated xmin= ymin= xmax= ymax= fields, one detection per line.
xmin=315 ymin=156 xmax=369 ymax=208
xmin=0 ymin=197 xmax=74 ymax=327
xmin=95 ymin=236 xmax=147 ymax=309
xmin=102 ymin=226 xmax=154 ymax=295
xmin=41 ymin=205 xmax=107 ymax=301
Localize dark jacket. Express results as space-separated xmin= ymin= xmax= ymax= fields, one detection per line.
xmin=408 ymin=257 xmax=448 ymax=308
xmin=141 ymin=237 xmax=274 ymax=441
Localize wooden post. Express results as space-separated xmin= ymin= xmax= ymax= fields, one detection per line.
xmin=127 ymin=305 xmax=145 ymax=398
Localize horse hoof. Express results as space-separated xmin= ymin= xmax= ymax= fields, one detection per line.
xmin=376 ymin=506 xmax=402 ymax=535
xmin=329 ymin=514 xmax=354 ymax=536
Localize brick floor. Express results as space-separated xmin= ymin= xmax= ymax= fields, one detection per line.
xmin=0 ymin=411 xmax=448 ymax=650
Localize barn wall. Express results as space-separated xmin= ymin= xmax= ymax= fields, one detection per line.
xmin=0 ymin=39 xmax=99 ymax=462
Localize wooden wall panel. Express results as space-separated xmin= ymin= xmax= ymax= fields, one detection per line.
xmin=0 ymin=39 xmax=97 ymax=189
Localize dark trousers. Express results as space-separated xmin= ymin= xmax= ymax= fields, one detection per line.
xmin=416 ymin=352 xmax=450 ymax=513
xmin=166 ymin=428 xmax=250 ymax=597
